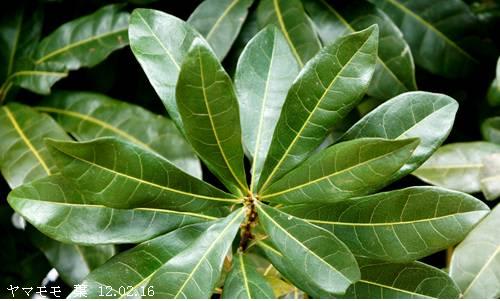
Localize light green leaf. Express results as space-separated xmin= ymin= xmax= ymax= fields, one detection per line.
xmin=147 ymin=209 xmax=245 ymax=299
xmin=129 ymin=8 xmax=206 ymax=131
xmin=177 ymin=40 xmax=248 ymax=195
xmin=37 ymin=91 xmax=202 ymax=178
xmin=33 ymin=4 xmax=129 ymax=70
xmin=222 ymin=252 xmax=275 ymax=299
xmin=304 ymin=0 xmax=416 ymax=100
xmin=46 ymin=137 xmax=240 ymax=212
xmin=480 ymin=154 xmax=500 ymax=200
xmin=256 ymin=26 xmax=378 ymax=192
xmin=481 ymin=117 xmax=500 ymax=144
xmin=188 ymin=0 xmax=254 ymax=60
xmin=343 ymin=91 xmax=458 ymax=182
xmin=450 ymin=204 xmax=500 ymax=299
xmin=369 ymin=0 xmax=478 ymax=77
xmin=8 ymin=175 xmax=216 ymax=244
xmin=281 ymin=186 xmax=489 ymax=262
xmin=256 ymin=0 xmax=321 ymax=67
xmin=234 ymin=26 xmax=299 ymax=191
xmin=413 ymin=142 xmax=500 ymax=193
xmin=261 ymin=138 xmax=418 ymax=204
xmin=257 ymin=203 xmax=360 ymax=295
xmin=343 ymin=257 xmax=461 ymax=298
xmin=67 ymin=223 xmax=208 ymax=299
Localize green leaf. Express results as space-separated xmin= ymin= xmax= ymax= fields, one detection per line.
xmin=8 ymin=175 xmax=216 ymax=244
xmin=304 ymin=0 xmax=416 ymax=100
xmin=188 ymin=0 xmax=254 ymax=60
xmin=234 ymin=26 xmax=300 ymax=191
xmin=450 ymin=204 xmax=500 ymax=299
xmin=256 ymin=26 xmax=378 ymax=192
xmin=256 ymin=203 xmax=360 ymax=294
xmin=33 ymin=4 xmax=129 ymax=70
xmin=413 ymin=142 xmax=500 ymax=193
xmin=261 ymin=138 xmax=418 ymax=204
xmin=46 ymin=137 xmax=240 ymax=212
xmin=343 ymin=257 xmax=461 ymax=298
xmin=487 ymin=57 xmax=500 ymax=106
xmin=480 ymin=154 xmax=500 ymax=200
xmin=280 ymin=186 xmax=489 ymax=262
xmin=481 ymin=117 xmax=500 ymax=144
xmin=343 ymin=91 xmax=458 ymax=182
xmin=256 ymin=0 xmax=321 ymax=67
xmin=67 ymin=223 xmax=208 ymax=299
xmin=147 ymin=209 xmax=245 ymax=298
xmin=0 ymin=103 xmax=70 ymax=188
xmin=129 ymin=8 xmax=206 ymax=131
xmin=8 ymin=61 xmax=68 ymax=95
xmin=29 ymin=230 xmax=115 ymax=286
xmin=369 ymin=0 xmax=478 ymax=77
xmin=222 ymin=252 xmax=275 ymax=298
xmin=177 ymin=40 xmax=248 ymax=195
xmin=37 ymin=91 xmax=202 ymax=178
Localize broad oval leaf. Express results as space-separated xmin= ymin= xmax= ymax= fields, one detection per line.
xmin=33 ymin=4 xmax=129 ymax=70
xmin=261 ymin=138 xmax=418 ymax=204
xmin=481 ymin=117 xmax=500 ymax=144
xmin=257 ymin=25 xmax=379 ymax=192
xmin=147 ymin=209 xmax=245 ymax=299
xmin=0 ymin=103 xmax=69 ymax=188
xmin=46 ymin=137 xmax=240 ymax=212
xmin=369 ymin=0 xmax=478 ymax=77
xmin=256 ymin=203 xmax=360 ymax=295
xmin=177 ymin=40 xmax=248 ymax=195
xmin=413 ymin=142 xmax=500 ymax=193
xmin=188 ymin=0 xmax=254 ymax=60
xmin=480 ymin=154 xmax=500 ymax=201
xmin=343 ymin=257 xmax=461 ymax=298
xmin=67 ymin=223 xmax=209 ymax=298
xmin=37 ymin=91 xmax=202 ymax=178
xmin=234 ymin=26 xmax=300 ymax=191
xmin=304 ymin=0 xmax=416 ymax=100
xmin=280 ymin=186 xmax=489 ymax=262
xmin=129 ymin=8 xmax=205 ymax=130
xmin=256 ymin=0 xmax=321 ymax=67
xmin=222 ymin=252 xmax=275 ymax=299
xmin=8 ymin=175 xmax=216 ymax=244
xmin=450 ymin=204 xmax=500 ymax=299
xmin=343 ymin=91 xmax=458 ymax=181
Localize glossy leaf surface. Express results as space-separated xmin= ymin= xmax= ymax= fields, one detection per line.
xmin=257 ymin=26 xmax=378 ymax=191
xmin=262 ymin=138 xmax=418 ymax=204
xmin=257 ymin=203 xmax=360 ymax=294
xmin=450 ymin=204 xmax=500 ymax=299
xmin=38 ymin=91 xmax=201 ymax=178
xmin=413 ymin=142 xmax=500 ymax=193
xmin=234 ymin=26 xmax=299 ymax=190
xmin=147 ymin=209 xmax=245 ymax=298
xmin=256 ymin=0 xmax=321 ymax=67
xmin=343 ymin=92 xmax=458 ymax=181
xmin=177 ymin=40 xmax=247 ymax=195
xmin=281 ymin=187 xmax=489 ymax=262
xmin=188 ymin=0 xmax=253 ymax=60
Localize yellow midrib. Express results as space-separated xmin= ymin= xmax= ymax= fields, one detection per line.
xmin=3 ymin=106 xmax=51 ymax=175
xmin=273 ymin=0 xmax=304 ymax=67
xmin=205 ymin=0 xmax=241 ymax=40
xmin=462 ymin=246 xmax=500 ymax=296
xmin=238 ymin=252 xmax=253 ymax=299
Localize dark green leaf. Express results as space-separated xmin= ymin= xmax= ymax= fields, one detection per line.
xmin=177 ymin=40 xmax=248 ymax=195
xmin=481 ymin=117 xmax=500 ymax=144
xmin=281 ymin=187 xmax=489 ymax=262
xmin=222 ymin=252 xmax=275 ymax=298
xmin=343 ymin=91 xmax=458 ymax=182
xmin=147 ymin=209 xmax=245 ymax=298
xmin=304 ymin=0 xmax=416 ymax=100
xmin=256 ymin=0 xmax=321 ymax=67
xmin=188 ymin=0 xmax=254 ymax=60
xmin=261 ymin=138 xmax=418 ymax=204
xmin=37 ymin=91 xmax=202 ymax=178
xmin=257 ymin=203 xmax=360 ymax=294
xmin=487 ymin=57 xmax=500 ymax=106
xmin=450 ymin=204 xmax=500 ymax=299
xmin=234 ymin=26 xmax=299 ymax=191
xmin=369 ymin=0 xmax=478 ymax=77
xmin=257 ymin=26 xmax=379 ymax=192
xmin=413 ymin=142 xmax=500 ymax=193
xmin=8 ymin=61 xmax=68 ymax=95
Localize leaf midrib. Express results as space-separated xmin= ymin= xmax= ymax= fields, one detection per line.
xmin=238 ymin=252 xmax=253 ymax=299
xmin=205 ymin=0 xmax=241 ymax=40
xmin=462 ymin=246 xmax=500 ymax=296
xmin=272 ymin=0 xmax=304 ymax=67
